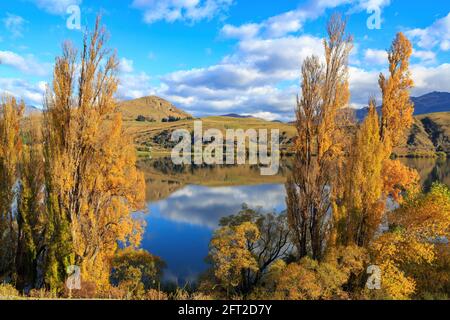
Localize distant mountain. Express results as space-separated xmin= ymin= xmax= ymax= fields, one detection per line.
xmin=411 ymin=92 xmax=450 ymax=115
xmin=221 ymin=113 xmax=253 ymax=119
xmin=117 ymin=96 xmax=192 ymax=122
xmin=354 ymin=92 xmax=450 ymax=121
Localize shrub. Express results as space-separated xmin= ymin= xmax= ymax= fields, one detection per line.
xmin=136 ymin=115 xmax=155 ymax=122
xmin=136 ymin=115 xmax=146 ymax=122
xmin=144 ymin=289 xmax=169 ymax=300
xmin=0 ymin=284 xmax=20 ymax=300
xmin=111 ymin=248 xmax=166 ymax=299
xmin=29 ymin=289 xmax=58 ymax=299
xmin=64 ymin=281 xmax=97 ymax=299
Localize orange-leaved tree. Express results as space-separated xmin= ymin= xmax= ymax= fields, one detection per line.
xmin=42 ymin=17 xmax=145 ymax=290
xmin=333 ymin=99 xmax=388 ymax=247
xmin=368 ymin=183 xmax=450 ymax=299
xmin=0 ymin=96 xmax=24 ymax=280
xmin=334 ymin=32 xmax=418 ymax=248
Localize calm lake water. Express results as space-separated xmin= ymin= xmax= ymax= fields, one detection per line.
xmin=137 ymin=157 xmax=450 ymax=284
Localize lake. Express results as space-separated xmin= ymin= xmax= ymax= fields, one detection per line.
xmin=137 ymin=157 xmax=449 ymax=285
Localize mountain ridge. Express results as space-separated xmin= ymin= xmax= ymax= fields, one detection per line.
xmin=221 ymin=113 xmax=254 ymax=119
xmin=354 ymin=91 xmax=450 ymax=121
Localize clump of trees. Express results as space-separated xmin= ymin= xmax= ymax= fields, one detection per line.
xmin=162 ymin=116 xmax=181 ymax=123
xmin=0 ymin=17 xmax=158 ymax=297
xmin=201 ymin=14 xmax=450 ymax=300
xmin=136 ymin=115 xmax=155 ymax=122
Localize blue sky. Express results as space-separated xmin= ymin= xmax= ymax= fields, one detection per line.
xmin=0 ymin=0 xmax=449 ymax=120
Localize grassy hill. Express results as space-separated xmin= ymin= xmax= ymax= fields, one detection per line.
xmin=395 ymin=112 xmax=450 ymax=157
xmin=116 ymin=96 xmax=192 ymax=122
xmin=125 ymin=115 xmax=297 ymax=155
xmin=124 ymin=110 xmax=450 ymax=158
xmin=25 ymin=94 xmax=449 ymax=158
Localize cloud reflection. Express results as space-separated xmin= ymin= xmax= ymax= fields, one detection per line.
xmin=149 ymin=184 xmax=286 ymax=229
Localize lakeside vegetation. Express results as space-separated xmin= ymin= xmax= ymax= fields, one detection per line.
xmin=1 ymin=14 xmax=449 ymax=300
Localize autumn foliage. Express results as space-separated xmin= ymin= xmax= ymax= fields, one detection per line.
xmin=286 ymin=14 xmax=353 ymax=261
xmin=0 ymin=17 xmax=147 ymax=295
xmin=281 ymin=17 xmax=449 ymax=300
xmin=199 ymin=15 xmax=450 ymax=301
xmin=0 ymin=13 xmax=449 ymax=300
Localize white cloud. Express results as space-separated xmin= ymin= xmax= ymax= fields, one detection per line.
xmin=0 ymin=78 xmax=47 ymax=106
xmin=348 ymin=66 xmax=382 ymax=108
xmin=154 ymin=184 xmax=286 ymax=229
xmin=119 ymin=57 xmax=134 ymax=73
xmin=406 ymin=12 xmax=450 ymax=51
xmin=150 ymin=0 xmax=446 ymax=120
xmin=221 ymin=23 xmax=260 ymax=40
xmin=117 ymin=71 xmax=154 ymax=100
xmin=163 ymin=34 xmax=324 ymax=89
xmin=0 ymin=51 xmax=50 ymax=76
xmin=264 ymin=0 xmax=369 ymax=37
xmin=411 ymin=63 xmax=450 ymax=96
xmin=3 ymin=13 xmax=27 ymax=38
xmin=132 ymin=0 xmax=234 ymax=24
xmin=220 ymin=0 xmax=391 ymax=39
xmin=245 ymin=111 xmax=281 ymax=121
xmin=352 ymin=0 xmax=391 ymax=11
xmin=441 ymin=41 xmax=450 ymax=51
xmin=221 ymin=0 xmax=351 ymax=39
xmin=347 ymin=63 xmax=450 ymax=109
xmin=363 ymin=48 xmax=387 ymax=66
xmin=412 ymin=50 xmax=436 ymax=64
xmin=28 ymin=0 xmax=81 ymax=15
xmin=153 ymin=35 xmax=323 ymax=120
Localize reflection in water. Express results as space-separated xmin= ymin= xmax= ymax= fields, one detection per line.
xmin=400 ymin=158 xmax=450 ymax=191
xmin=154 ymin=184 xmax=286 ymax=229
xmin=142 ymin=184 xmax=286 ymax=284
xmin=139 ymin=158 xmax=449 ymax=284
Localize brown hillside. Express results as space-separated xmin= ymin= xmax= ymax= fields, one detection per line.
xmin=117 ymin=96 xmax=192 ymax=122
xmin=396 ymin=112 xmax=450 ymax=156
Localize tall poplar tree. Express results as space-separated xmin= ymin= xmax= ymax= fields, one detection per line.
xmin=42 ymin=17 xmax=146 ymax=290
xmin=286 ymin=14 xmax=353 ymax=260
xmin=0 ymin=97 xmax=24 ymax=280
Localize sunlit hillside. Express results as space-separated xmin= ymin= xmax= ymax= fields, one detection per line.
xmin=117 ymin=96 xmax=192 ymax=122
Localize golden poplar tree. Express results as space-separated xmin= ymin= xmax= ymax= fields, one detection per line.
xmin=379 ymin=32 xmax=414 ymax=146
xmin=286 ymin=14 xmax=353 ymax=260
xmin=331 ymin=32 xmax=428 ymax=299
xmin=334 ymin=32 xmax=418 ymax=249
xmin=334 ymin=99 xmax=387 ymax=247
xmin=15 ymin=116 xmax=46 ymax=289
xmin=378 ymin=32 xmax=419 ymax=207
xmin=43 ymin=17 xmax=145 ymax=290
xmin=0 ymin=96 xmax=24 ymax=279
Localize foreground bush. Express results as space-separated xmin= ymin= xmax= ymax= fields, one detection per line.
xmin=0 ymin=284 xmax=20 ymax=300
